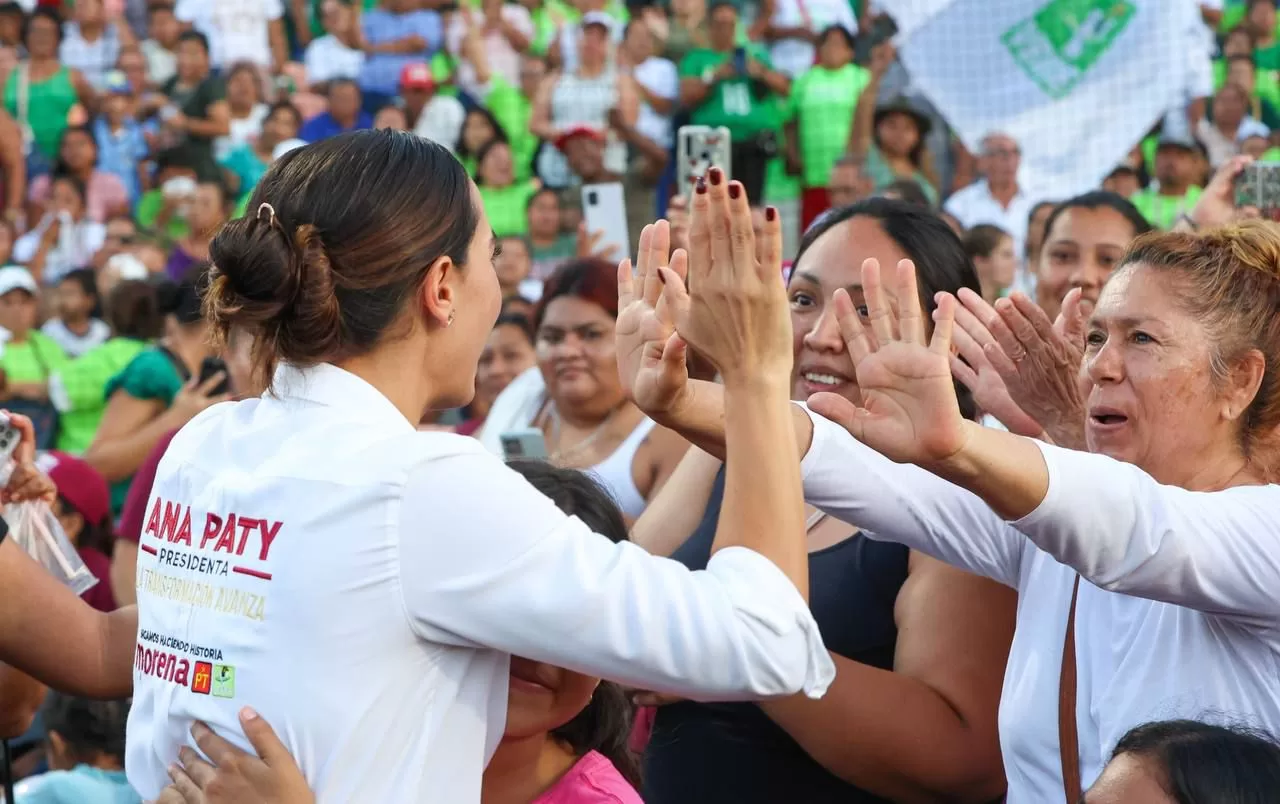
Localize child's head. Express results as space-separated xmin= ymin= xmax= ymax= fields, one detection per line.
xmin=41 ymin=692 xmax=130 ymax=771
xmin=494 ymin=235 xmax=532 ymax=291
xmin=148 ymin=1 xmax=180 ymax=47
xmin=56 ymin=268 xmax=100 ymax=324
xmin=44 ymin=452 xmax=113 ymax=554
xmin=0 ymin=266 xmax=38 ymax=336
xmin=501 ymin=461 xmax=640 ymax=787
xmin=102 ymin=70 xmax=134 ymax=122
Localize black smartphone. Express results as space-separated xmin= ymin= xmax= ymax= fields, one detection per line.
xmin=732 ymin=46 xmax=747 ymax=76
xmin=197 ymin=356 xmax=231 ymax=396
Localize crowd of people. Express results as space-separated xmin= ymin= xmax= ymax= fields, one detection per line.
xmin=0 ymin=0 xmax=1276 ymax=803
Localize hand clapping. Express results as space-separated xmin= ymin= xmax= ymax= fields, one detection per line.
xmin=807 ymin=259 xmax=971 ymax=466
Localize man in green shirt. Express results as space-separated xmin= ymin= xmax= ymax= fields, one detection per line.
xmin=678 ymin=1 xmax=791 ymax=202
xmin=1130 ymin=136 xmax=1204 ymax=231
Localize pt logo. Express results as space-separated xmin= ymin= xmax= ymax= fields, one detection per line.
xmin=212 ymin=664 xmax=236 ymax=699
xmin=192 ymin=662 xmax=212 ymax=695
xmin=1000 ymin=0 xmax=1134 ymax=99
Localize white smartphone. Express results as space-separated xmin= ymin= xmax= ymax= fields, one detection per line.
xmin=581 ymin=183 xmax=630 ymax=263
xmin=499 ymin=428 xmax=549 ymax=461
xmin=677 ymin=125 xmax=732 ymax=195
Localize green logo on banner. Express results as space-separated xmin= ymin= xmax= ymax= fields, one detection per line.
xmin=1001 ymin=0 xmax=1135 ymax=99
xmin=211 ymin=664 xmax=236 ymax=699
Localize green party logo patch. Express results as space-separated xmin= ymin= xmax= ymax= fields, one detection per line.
xmin=1001 ymin=0 xmax=1135 ymax=99
xmin=211 ymin=664 xmax=236 ymax=699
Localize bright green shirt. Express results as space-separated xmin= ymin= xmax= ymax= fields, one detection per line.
xmin=480 ymin=180 xmax=540 ymax=236
xmin=1130 ymin=185 xmax=1203 ymax=231
xmin=1 ymin=331 xmax=68 ymax=384
xmin=1257 ymin=42 xmax=1280 ymax=72
xmin=49 ymin=337 xmax=148 ymax=455
xmin=482 ymin=76 xmax=536 ymax=183
xmin=678 ymin=45 xmax=780 ymax=139
xmin=136 ymin=189 xmax=190 ymax=240
xmin=786 ymin=63 xmax=871 ymax=188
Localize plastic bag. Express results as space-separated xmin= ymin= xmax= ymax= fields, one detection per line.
xmin=6 ymin=500 xmax=98 ymax=596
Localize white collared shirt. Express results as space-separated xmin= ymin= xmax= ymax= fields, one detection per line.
xmin=125 ymin=363 xmax=833 ymax=803
xmin=797 ymin=405 xmax=1280 ymax=802
xmin=944 ymin=180 xmax=1040 ymax=262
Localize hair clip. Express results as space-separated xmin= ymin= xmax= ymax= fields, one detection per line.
xmin=257 ymin=202 xmax=277 ymax=227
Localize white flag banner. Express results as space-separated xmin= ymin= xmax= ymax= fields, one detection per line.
xmin=880 ymin=0 xmax=1194 ymax=197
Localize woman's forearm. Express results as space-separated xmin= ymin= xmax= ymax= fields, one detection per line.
xmin=630 ymin=446 xmax=722 ymax=556
xmin=657 ymin=378 xmax=814 ymax=461
xmin=715 ymin=376 xmax=808 ymax=598
xmin=0 ymin=540 xmax=136 ymax=698
xmin=86 ymin=408 xmax=183 ymax=482
xmin=933 ymin=420 xmax=1049 ymax=520
xmin=761 ymin=654 xmax=1005 ymax=803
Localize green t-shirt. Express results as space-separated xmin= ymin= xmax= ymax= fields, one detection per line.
xmin=103 ymin=347 xmax=186 ymax=513
xmin=49 ymin=337 xmax=149 ymax=455
xmin=1130 ymin=185 xmax=1203 ymax=231
xmin=786 ymin=63 xmax=871 ymax=188
xmin=864 ymin=144 xmax=938 ymax=205
xmin=1257 ymin=43 xmax=1280 ymax=72
xmin=136 ymin=189 xmax=190 ymax=240
xmin=679 ymin=45 xmax=780 ymax=139
xmin=0 ymin=331 xmax=69 ymax=384
xmin=483 ymin=77 xmax=536 ymax=183
xmin=480 ymin=180 xmax=540 ymax=236
xmin=530 ymin=233 xmax=577 ymax=281
xmin=219 ymin=145 xmax=269 ymax=202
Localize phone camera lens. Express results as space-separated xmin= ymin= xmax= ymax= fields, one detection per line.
xmin=587 ymin=191 xmax=599 ymax=205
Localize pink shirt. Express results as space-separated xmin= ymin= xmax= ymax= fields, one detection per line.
xmin=531 ymin=751 xmax=642 ymax=804
xmin=30 ymin=170 xmax=129 ymax=223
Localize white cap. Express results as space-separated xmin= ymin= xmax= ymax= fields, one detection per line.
xmin=273 ymin=139 xmax=306 ymax=161
xmin=581 ymin=10 xmax=612 ymax=28
xmin=0 ymin=265 xmax=37 ymax=297
xmin=106 ymin=253 xmax=149 ymax=281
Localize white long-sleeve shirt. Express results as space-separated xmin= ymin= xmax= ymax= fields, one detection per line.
xmin=124 ymin=363 xmax=834 ymax=802
xmin=798 ymin=405 xmax=1280 ymax=802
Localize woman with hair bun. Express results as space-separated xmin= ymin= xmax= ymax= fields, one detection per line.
xmin=124 ymin=129 xmax=832 ymax=802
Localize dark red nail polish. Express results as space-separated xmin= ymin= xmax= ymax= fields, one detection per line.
xmin=765 ymin=206 xmax=777 ymax=221
xmin=709 ymin=167 xmax=722 ymax=185
xmin=728 ymin=183 xmax=741 ymax=199
xmin=695 ymin=176 xmax=707 ymax=194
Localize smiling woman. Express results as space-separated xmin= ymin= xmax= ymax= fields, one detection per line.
xmin=480 ymin=258 xmax=689 ymax=520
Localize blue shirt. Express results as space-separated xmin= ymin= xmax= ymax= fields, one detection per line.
xmin=219 ymin=144 xmax=268 ymax=200
xmin=14 ymin=765 xmax=141 ymax=804
xmin=359 ymin=8 xmax=443 ymax=96
xmin=299 ymin=111 xmax=373 ymax=143
xmin=93 ymin=118 xmax=147 ymax=206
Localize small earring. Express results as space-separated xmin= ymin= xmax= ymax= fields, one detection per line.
xmin=447 ymin=311 xmax=455 ymax=327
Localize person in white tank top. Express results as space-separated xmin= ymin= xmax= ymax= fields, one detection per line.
xmin=479 ymin=258 xmax=688 ymax=517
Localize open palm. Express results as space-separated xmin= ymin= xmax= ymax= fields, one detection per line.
xmin=616 ymin=221 xmax=691 ymax=416
xmin=807 ymin=259 xmax=969 ymax=465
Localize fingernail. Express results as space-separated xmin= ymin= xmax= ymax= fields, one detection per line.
xmin=728 ymin=183 xmax=741 ymax=199
xmin=708 ymin=167 xmax=722 ymax=185
xmin=695 ymin=176 xmax=707 ymax=194
xmin=240 ymin=706 xmax=260 ymax=721
xmin=765 ymin=206 xmax=777 ymax=221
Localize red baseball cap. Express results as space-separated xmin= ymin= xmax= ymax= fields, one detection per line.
xmin=399 ymin=63 xmax=434 ymax=91
xmin=44 ymin=451 xmax=111 ymax=526
xmin=554 ymin=125 xmax=605 ymax=152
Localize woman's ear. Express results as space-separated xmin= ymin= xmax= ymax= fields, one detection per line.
xmin=1224 ymin=348 xmax=1267 ymax=424
xmin=419 ymin=256 xmax=457 ymax=329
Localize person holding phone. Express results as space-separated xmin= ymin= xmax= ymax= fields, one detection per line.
xmin=677 ymin=2 xmax=790 ymax=203
xmin=124 ymin=130 xmax=831 ymax=802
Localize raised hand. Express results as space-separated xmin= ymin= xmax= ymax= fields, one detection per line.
xmin=656 ymin=167 xmax=788 ymax=383
xmin=955 ymin=287 xmax=1087 ymax=449
xmin=807 ymin=259 xmax=969 ymax=465
xmin=948 ymin=299 xmax=1046 ymax=438
xmin=616 ymin=221 xmax=692 ymax=417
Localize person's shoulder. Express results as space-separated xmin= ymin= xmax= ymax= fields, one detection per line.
xmin=539 ymin=751 xmax=643 ymax=804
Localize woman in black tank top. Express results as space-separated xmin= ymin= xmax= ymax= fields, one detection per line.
xmin=630 ymin=200 xmax=1016 ymax=802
